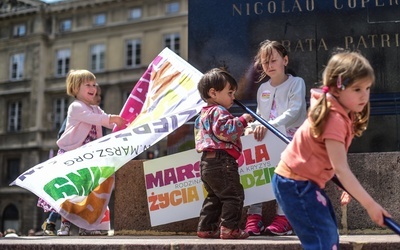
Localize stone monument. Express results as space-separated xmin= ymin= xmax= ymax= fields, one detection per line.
xmin=188 ymin=0 xmax=400 ymax=152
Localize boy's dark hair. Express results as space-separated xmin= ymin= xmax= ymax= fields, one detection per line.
xmin=197 ymin=68 xmax=238 ymax=101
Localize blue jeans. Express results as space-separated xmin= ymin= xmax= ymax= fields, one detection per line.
xmin=272 ymin=174 xmax=339 ymax=250
xmin=197 ymin=150 xmax=245 ymax=231
xmin=48 ymin=211 xmax=61 ymax=224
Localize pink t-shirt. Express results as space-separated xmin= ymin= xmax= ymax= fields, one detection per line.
xmin=277 ymin=89 xmax=355 ymax=188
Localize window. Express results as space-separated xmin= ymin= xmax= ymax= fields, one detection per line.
xmin=90 ymin=44 xmax=105 ymax=72
xmin=126 ymin=39 xmax=141 ymax=68
xmin=53 ymin=98 xmax=68 ymax=129
xmin=7 ymin=159 xmax=20 ymax=184
xmin=60 ymin=19 xmax=72 ymax=32
xmin=164 ymin=33 xmax=180 ymax=55
xmin=3 ymin=204 xmax=19 ymax=233
xmin=10 ymin=53 xmax=24 ymax=81
xmin=166 ymin=2 xmax=180 ymax=14
xmin=129 ymin=7 xmax=142 ymax=20
xmin=8 ymin=101 xmax=22 ymax=132
xmin=56 ymin=49 xmax=70 ymax=77
xmin=13 ymin=24 xmax=26 ymax=37
xmin=93 ymin=13 xmax=106 ymax=26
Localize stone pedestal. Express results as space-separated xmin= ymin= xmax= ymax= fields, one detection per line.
xmin=115 ymin=152 xmax=400 ymax=235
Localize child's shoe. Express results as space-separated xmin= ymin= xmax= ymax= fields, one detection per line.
xmin=42 ymin=221 xmax=56 ymax=236
xmin=197 ymin=229 xmax=220 ymax=239
xmin=264 ymin=215 xmax=293 ymax=236
xmin=57 ymin=221 xmax=71 ymax=236
xmin=245 ymin=214 xmax=264 ymax=236
xmin=220 ymin=226 xmax=249 ymax=239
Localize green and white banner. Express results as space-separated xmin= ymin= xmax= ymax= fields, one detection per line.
xmin=11 ymin=48 xmax=205 ymax=230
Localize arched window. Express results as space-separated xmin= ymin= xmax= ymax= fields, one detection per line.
xmin=2 ymin=204 xmax=19 ymax=233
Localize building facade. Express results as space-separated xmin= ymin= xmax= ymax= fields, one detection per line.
xmin=0 ymin=0 xmax=188 ymax=235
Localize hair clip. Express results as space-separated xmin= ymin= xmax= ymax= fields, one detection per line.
xmin=337 ymin=75 xmax=345 ymax=90
xmin=337 ymin=75 xmax=349 ymax=90
xmin=322 ymin=86 xmax=329 ymax=93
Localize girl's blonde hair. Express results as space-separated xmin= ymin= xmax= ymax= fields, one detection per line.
xmin=309 ymin=50 xmax=375 ymax=138
xmin=253 ymin=40 xmax=288 ymax=82
xmin=66 ymin=69 xmax=96 ymax=97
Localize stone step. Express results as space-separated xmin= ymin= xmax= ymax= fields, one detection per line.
xmin=1 ymin=234 xmax=400 ymax=250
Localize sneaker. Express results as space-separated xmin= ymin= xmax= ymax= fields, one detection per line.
xmin=78 ymin=228 xmax=107 ymax=236
xmin=245 ymin=214 xmax=264 ymax=236
xmin=42 ymin=221 xmax=56 ymax=236
xmin=197 ymin=229 xmax=220 ymax=239
xmin=57 ymin=221 xmax=71 ymax=236
xmin=220 ymin=226 xmax=249 ymax=239
xmin=265 ymin=215 xmax=293 ymax=236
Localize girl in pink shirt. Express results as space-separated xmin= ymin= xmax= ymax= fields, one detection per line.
xmin=273 ymin=51 xmax=391 ymax=249
xmin=39 ymin=70 xmax=126 ymax=236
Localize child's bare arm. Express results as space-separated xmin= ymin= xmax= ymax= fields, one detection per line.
xmin=326 ymin=139 xmax=391 ymax=227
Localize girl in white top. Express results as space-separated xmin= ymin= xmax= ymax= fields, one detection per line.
xmin=253 ymin=73 xmax=306 ymax=137
xmin=245 ymin=40 xmax=307 ymax=236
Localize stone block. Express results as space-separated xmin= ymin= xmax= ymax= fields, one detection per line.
xmin=326 ymin=152 xmax=400 ymax=234
xmin=114 ymin=160 xmax=197 ymax=235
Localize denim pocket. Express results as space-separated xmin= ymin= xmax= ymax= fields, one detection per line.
xmin=295 ymin=180 xmax=316 ymax=197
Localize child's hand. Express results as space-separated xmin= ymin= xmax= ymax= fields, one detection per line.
xmin=242 ymin=113 xmax=254 ymax=123
xmin=365 ymin=201 xmax=391 ymax=227
xmin=253 ymin=125 xmax=267 ymax=141
xmin=244 ymin=127 xmax=253 ymax=136
xmin=110 ymin=115 xmax=127 ymax=128
xmin=340 ymin=191 xmax=351 ymax=206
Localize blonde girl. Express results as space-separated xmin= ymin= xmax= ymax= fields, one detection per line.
xmin=39 ymin=69 xmax=126 ymax=236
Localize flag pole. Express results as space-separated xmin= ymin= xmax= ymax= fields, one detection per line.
xmin=233 ymin=99 xmax=400 ymax=235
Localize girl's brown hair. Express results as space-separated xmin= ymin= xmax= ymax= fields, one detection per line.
xmin=309 ymin=50 xmax=375 ymax=138
xmin=253 ymin=40 xmax=288 ymax=82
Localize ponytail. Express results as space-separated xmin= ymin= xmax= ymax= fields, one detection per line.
xmin=309 ymin=92 xmax=331 ymax=138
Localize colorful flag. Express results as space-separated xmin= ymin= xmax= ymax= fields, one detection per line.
xmin=11 ymin=48 xmax=205 ymax=230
